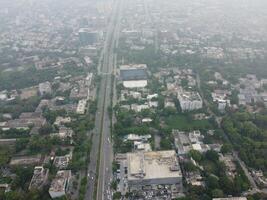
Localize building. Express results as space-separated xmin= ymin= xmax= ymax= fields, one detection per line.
xmin=39 ymin=82 xmax=52 ymax=96
xmin=131 ymin=104 xmax=149 ymax=112
xmin=29 ymin=166 xmax=49 ymax=190
xmin=119 ymin=64 xmax=148 ymax=88
xmin=173 ymin=130 xmax=209 ymax=155
xmin=9 ymin=155 xmax=42 ymax=166
xmin=219 ymin=154 xmax=237 ymax=179
xmin=124 ymin=150 xmax=182 ymax=191
xmin=0 ymin=138 xmax=17 ymax=146
xmin=238 ymin=88 xmax=260 ymax=105
xmin=58 ymin=126 xmax=73 ymax=139
xmin=76 ymin=99 xmax=87 ymax=114
xmin=49 ymin=170 xmax=72 ymax=199
xmin=79 ymin=45 xmax=98 ymax=56
xmin=2 ymin=112 xmax=46 ymax=131
xmin=54 ymin=117 xmax=71 ymax=126
xmin=185 ymin=170 xmax=205 ymax=187
xmin=0 ymin=184 xmax=11 ymax=193
xmin=78 ymin=28 xmax=101 ymax=45
xmin=251 ymin=170 xmax=267 ymax=188
xmin=124 ymin=134 xmax=151 ymax=142
xmin=177 ymin=90 xmax=203 ymax=112
xmin=54 ymin=153 xmax=72 ymax=169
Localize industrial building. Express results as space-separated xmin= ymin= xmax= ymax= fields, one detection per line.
xmin=49 ymin=170 xmax=71 ymax=199
xmin=121 ymin=150 xmax=183 ymax=192
xmin=119 ymin=64 xmax=148 ymax=88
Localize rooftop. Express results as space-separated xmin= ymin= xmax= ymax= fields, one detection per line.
xmin=49 ymin=170 xmax=71 ymax=193
xmin=178 ymin=90 xmax=202 ymax=102
xmin=127 ymin=150 xmax=182 ymax=181
xmin=54 ymin=154 xmax=71 ymax=169
xmin=29 ymin=166 xmax=49 ymax=189
xmin=120 ymin=64 xmax=147 ymax=81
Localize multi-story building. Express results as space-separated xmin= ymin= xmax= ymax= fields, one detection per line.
xmin=119 ymin=64 xmax=148 ymax=88
xmin=78 ymin=28 xmax=102 ymax=46
xmin=29 ymin=166 xmax=49 ymax=190
xmin=120 ymin=150 xmax=183 ymax=192
xmin=38 ymin=82 xmax=52 ymax=96
xmin=49 ymin=170 xmax=71 ymax=199
xmin=177 ymin=90 xmax=203 ymax=112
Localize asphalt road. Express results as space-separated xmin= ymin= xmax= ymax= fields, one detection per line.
xmin=84 ymin=1 xmax=122 ymax=200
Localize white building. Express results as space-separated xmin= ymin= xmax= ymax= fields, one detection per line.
xmin=49 ymin=170 xmax=71 ymax=199
xmin=58 ymin=126 xmax=73 ymax=139
xmin=177 ymin=90 xmax=203 ymax=112
xmin=131 ymin=104 xmax=149 ymax=112
xmin=120 ymin=64 xmax=148 ymax=88
xmin=125 ymin=150 xmax=183 ymax=191
xmin=123 ymin=80 xmax=148 ymax=88
xmin=76 ymin=99 xmax=87 ymax=114
xmin=38 ymin=82 xmax=52 ymax=96
xmin=218 ymin=99 xmax=228 ymax=112
xmin=54 ymin=117 xmax=71 ymax=126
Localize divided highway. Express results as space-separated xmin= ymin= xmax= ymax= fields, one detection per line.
xmin=85 ymin=0 xmax=122 ymax=199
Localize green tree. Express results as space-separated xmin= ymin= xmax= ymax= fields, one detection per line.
xmin=221 ymin=143 xmax=232 ymax=154
xmin=211 ymin=189 xmax=224 ymax=198
xmin=205 ymin=150 xmax=219 ymax=162
xmin=189 ymin=150 xmax=203 ymax=163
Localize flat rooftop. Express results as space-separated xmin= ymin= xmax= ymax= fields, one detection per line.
xmin=120 ymin=69 xmax=147 ymax=81
xmin=127 ymin=150 xmax=182 ymax=181
xmin=10 ymin=154 xmax=42 ymax=165
xmin=178 ymin=91 xmax=202 ymax=101
xmin=119 ymin=64 xmax=147 ymax=70
xmin=49 ymin=170 xmax=71 ymax=193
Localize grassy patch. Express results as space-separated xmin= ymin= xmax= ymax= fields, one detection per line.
xmin=165 ymin=114 xmax=212 ymax=131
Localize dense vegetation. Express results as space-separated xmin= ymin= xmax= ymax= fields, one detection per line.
xmin=222 ymin=112 xmax=267 ymax=173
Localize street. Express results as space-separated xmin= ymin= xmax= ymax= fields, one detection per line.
xmin=84 ymin=0 xmax=122 ymax=199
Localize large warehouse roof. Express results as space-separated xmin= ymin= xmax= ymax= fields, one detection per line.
xmin=127 ymin=150 xmax=182 ymax=182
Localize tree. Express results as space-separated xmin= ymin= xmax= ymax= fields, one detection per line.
xmin=0 ymin=147 xmax=11 ymax=165
xmin=111 ymin=180 xmax=117 ymax=190
xmin=184 ymin=161 xmax=198 ymax=172
xmin=160 ymin=137 xmax=173 ymax=150
xmin=12 ymin=166 xmax=33 ymax=190
xmin=189 ymin=150 xmax=203 ymax=163
xmin=205 ymin=150 xmax=219 ymax=162
xmin=39 ymin=123 xmax=53 ymax=135
xmin=4 ymin=191 xmax=26 ymax=200
xmin=211 ymin=189 xmax=224 ymax=198
xmin=15 ymin=138 xmax=29 ymax=153
xmin=181 ymin=79 xmax=189 ymax=87
xmin=221 ymin=143 xmax=232 ymax=154
xmin=113 ymin=192 xmax=121 ymax=200
xmin=219 ymin=175 xmax=234 ymax=194
xmin=206 ymin=175 xmax=219 ymax=190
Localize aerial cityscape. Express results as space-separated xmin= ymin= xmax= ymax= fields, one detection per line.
xmin=0 ymin=0 xmax=267 ymax=200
